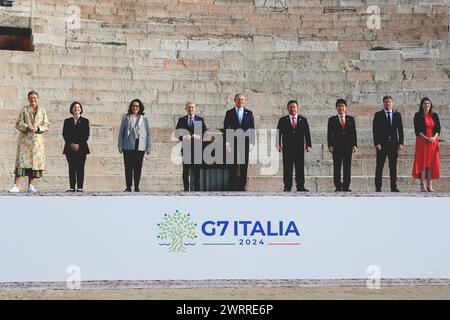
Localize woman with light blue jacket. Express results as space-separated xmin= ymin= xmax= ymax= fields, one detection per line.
xmin=118 ymin=99 xmax=151 ymax=192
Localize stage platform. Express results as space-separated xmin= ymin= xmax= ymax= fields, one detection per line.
xmin=1 ymin=192 xmax=449 ymax=197
xmin=0 ymin=193 xmax=449 ymax=285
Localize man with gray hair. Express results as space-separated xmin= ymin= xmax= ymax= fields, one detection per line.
xmin=175 ymin=102 xmax=206 ymax=191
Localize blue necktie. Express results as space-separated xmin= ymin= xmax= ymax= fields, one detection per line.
xmin=189 ymin=117 xmax=193 ymax=128
xmin=237 ymin=109 xmax=242 ymax=126
xmin=387 ymin=112 xmax=392 ymax=126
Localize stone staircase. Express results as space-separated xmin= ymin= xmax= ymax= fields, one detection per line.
xmin=0 ymin=0 xmax=449 ymax=192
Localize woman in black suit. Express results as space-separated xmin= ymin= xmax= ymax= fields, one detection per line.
xmin=63 ymin=102 xmax=90 ymax=192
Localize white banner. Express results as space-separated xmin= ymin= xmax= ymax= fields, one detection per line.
xmin=0 ymin=196 xmax=449 ymax=282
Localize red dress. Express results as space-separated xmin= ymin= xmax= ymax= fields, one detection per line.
xmin=412 ymin=114 xmax=440 ymax=179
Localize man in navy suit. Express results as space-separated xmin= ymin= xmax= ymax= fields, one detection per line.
xmin=373 ymin=95 xmax=404 ymax=192
xmin=175 ymin=102 xmax=207 ymax=191
xmin=223 ymin=94 xmax=255 ymax=191
xmin=277 ymin=100 xmax=311 ymax=192
xmin=327 ymin=99 xmax=357 ymax=192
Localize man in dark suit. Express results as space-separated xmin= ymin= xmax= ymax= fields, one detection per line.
xmin=327 ymin=99 xmax=357 ymax=192
xmin=373 ymin=95 xmax=404 ymax=192
xmin=223 ymin=94 xmax=255 ymax=191
xmin=175 ymin=102 xmax=206 ymax=191
xmin=277 ymin=100 xmax=311 ymax=192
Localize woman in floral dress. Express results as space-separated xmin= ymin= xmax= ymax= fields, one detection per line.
xmin=8 ymin=91 xmax=50 ymax=193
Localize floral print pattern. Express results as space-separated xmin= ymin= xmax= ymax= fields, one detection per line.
xmin=14 ymin=106 xmax=50 ymax=171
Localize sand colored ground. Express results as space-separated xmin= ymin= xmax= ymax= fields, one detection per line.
xmin=1 ymin=286 xmax=450 ymax=300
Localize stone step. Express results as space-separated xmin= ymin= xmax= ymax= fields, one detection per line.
xmin=28 ymin=2 xmax=448 ymax=40
xmin=2 ymin=155 xmax=445 ymax=178
xmin=1 ymin=174 xmax=449 ymax=193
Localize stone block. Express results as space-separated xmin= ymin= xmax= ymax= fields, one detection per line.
xmin=188 ymin=38 xmax=242 ymax=51
xmin=346 ymin=71 xmax=374 ymax=81
xmin=275 ymin=40 xmax=339 ymax=52
xmin=0 ymin=86 xmax=17 ymax=100
xmin=164 ymin=59 xmax=220 ymax=71
xmin=401 ymin=48 xmax=440 ymax=59
xmin=360 ymin=50 xmax=403 ymax=60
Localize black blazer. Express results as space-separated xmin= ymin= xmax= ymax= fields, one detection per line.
xmin=223 ymin=107 xmax=255 ymax=145
xmin=373 ymin=110 xmax=404 ymax=146
xmin=327 ymin=115 xmax=357 ymax=149
xmin=277 ymin=115 xmax=312 ymax=155
xmin=175 ymin=114 xmax=207 ymax=139
xmin=62 ymin=116 xmax=90 ymax=154
xmin=175 ymin=115 xmax=207 ymax=162
xmin=413 ymin=112 xmax=440 ymax=137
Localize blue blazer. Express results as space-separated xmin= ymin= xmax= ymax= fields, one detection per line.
xmin=118 ymin=114 xmax=152 ymax=151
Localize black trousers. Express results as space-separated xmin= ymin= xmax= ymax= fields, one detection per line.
xmin=229 ymin=144 xmax=249 ymax=191
xmin=65 ymin=152 xmax=87 ymax=189
xmin=123 ymin=150 xmax=145 ymax=188
xmin=333 ymin=148 xmax=352 ymax=190
xmin=182 ymin=164 xmax=200 ymax=191
xmin=283 ymin=152 xmax=305 ymax=191
xmin=230 ymin=163 xmax=249 ymax=191
xmin=375 ymin=144 xmax=398 ymax=190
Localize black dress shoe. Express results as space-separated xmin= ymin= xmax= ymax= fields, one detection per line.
xmin=283 ymin=189 xmax=291 ymax=192
xmin=297 ymin=187 xmax=309 ymax=192
xmin=391 ymin=187 xmax=400 ymax=192
xmin=342 ymin=188 xmax=352 ymax=192
xmin=135 ymin=187 xmax=140 ymax=192
xmin=376 ymin=188 xmax=382 ymax=192
xmin=335 ymin=187 xmax=342 ymax=192
xmin=66 ymin=189 xmax=75 ymax=192
xmin=124 ymin=187 xmax=132 ymax=192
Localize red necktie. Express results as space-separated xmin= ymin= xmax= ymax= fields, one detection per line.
xmin=292 ymin=116 xmax=296 ymax=128
xmin=340 ymin=116 xmax=345 ymax=129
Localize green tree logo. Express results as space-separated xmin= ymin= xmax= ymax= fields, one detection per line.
xmin=157 ymin=210 xmax=197 ymax=253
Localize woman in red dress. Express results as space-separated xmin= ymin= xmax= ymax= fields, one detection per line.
xmin=412 ymin=97 xmax=441 ymax=192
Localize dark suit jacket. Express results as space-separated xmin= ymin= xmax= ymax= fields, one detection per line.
xmin=413 ymin=112 xmax=441 ymax=137
xmin=175 ymin=115 xmax=207 ymax=162
xmin=62 ymin=116 xmax=90 ymax=155
xmin=327 ymin=115 xmax=357 ymax=150
xmin=175 ymin=115 xmax=207 ymax=139
xmin=277 ymin=115 xmax=311 ymax=158
xmin=223 ymin=107 xmax=255 ymax=145
xmin=373 ymin=110 xmax=404 ymax=147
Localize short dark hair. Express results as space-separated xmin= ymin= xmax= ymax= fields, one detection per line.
xmin=28 ymin=90 xmax=39 ymax=98
xmin=383 ymin=95 xmax=393 ymax=102
xmin=335 ymin=99 xmax=347 ymax=107
xmin=419 ymin=97 xmax=433 ymax=115
xmin=69 ymin=101 xmax=83 ymax=114
xmin=127 ymin=99 xmax=145 ymax=115
xmin=234 ymin=93 xmax=244 ymax=100
xmin=287 ymin=100 xmax=298 ymax=108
